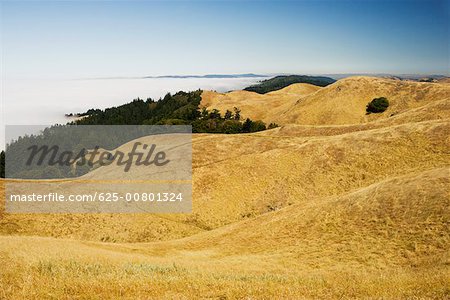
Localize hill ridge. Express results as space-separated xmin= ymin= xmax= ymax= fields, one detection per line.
xmin=201 ymin=76 xmax=450 ymax=126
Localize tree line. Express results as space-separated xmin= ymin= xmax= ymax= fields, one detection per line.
xmin=1 ymin=90 xmax=278 ymax=178
xmin=74 ymin=90 xmax=277 ymax=133
xmin=244 ymin=75 xmax=336 ymax=94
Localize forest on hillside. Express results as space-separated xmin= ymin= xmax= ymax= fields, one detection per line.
xmin=1 ymin=90 xmax=273 ymax=178
xmin=244 ymin=75 xmax=335 ymax=94
xmin=74 ymin=90 xmax=273 ymax=133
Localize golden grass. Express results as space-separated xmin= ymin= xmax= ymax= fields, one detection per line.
xmin=278 ymin=77 xmax=450 ymax=125
xmin=437 ymin=77 xmax=450 ymax=84
xmin=3 ymin=120 xmax=448 ymax=236
xmin=201 ymin=83 xmax=320 ymax=124
xmin=202 ymin=76 xmax=450 ymax=126
xmin=1 ymin=241 xmax=447 ymax=299
xmin=1 ymin=76 xmax=449 ymax=298
xmin=1 ymin=168 xmax=448 ymax=299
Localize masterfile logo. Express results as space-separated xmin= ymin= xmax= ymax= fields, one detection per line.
xmin=4 ymin=125 xmax=192 ymax=213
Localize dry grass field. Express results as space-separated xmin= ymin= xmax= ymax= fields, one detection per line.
xmin=1 ymin=76 xmax=449 ymax=299
xmin=202 ymin=76 xmax=450 ymax=125
xmin=201 ymin=83 xmax=321 ymax=124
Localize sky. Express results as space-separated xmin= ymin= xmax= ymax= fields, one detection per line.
xmin=0 ymin=0 xmax=449 ymax=79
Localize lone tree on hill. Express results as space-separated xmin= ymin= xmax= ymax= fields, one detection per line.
xmin=366 ymin=97 xmax=389 ymax=114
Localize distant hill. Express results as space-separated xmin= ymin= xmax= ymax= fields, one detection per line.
xmin=244 ymin=75 xmax=336 ymax=94
xmin=145 ymin=73 xmax=268 ymax=79
xmin=201 ymin=83 xmax=321 ymax=124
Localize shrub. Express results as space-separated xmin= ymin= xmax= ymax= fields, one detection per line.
xmin=366 ymin=97 xmax=389 ymax=113
xmin=221 ymin=120 xmax=243 ymax=134
xmin=250 ymin=120 xmax=267 ymax=132
xmin=242 ymin=118 xmax=253 ymax=133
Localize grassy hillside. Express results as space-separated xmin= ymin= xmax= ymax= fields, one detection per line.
xmin=1 ymin=76 xmax=449 ymax=298
xmin=1 ymin=120 xmax=448 ymax=238
xmin=277 ymin=76 xmax=450 ymax=125
xmin=1 ymin=90 xmax=273 ymax=179
xmin=244 ymin=75 xmax=336 ymax=93
xmin=1 ymin=167 xmax=448 ymax=299
xmin=202 ymin=76 xmax=450 ymax=126
xmin=165 ymin=167 xmax=449 ymax=258
xmin=201 ymin=83 xmax=320 ymax=124
xmin=73 ymin=90 xmax=265 ymax=134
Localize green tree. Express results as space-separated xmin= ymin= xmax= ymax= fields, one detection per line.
xmin=224 ymin=109 xmax=233 ymax=120
xmin=250 ymin=120 xmax=267 ymax=132
xmin=268 ymin=123 xmax=279 ymax=129
xmin=242 ymin=118 xmax=253 ymax=133
xmin=366 ymin=97 xmax=389 ymax=113
xmin=233 ymin=107 xmax=241 ymax=120
xmin=200 ymin=107 xmax=209 ymax=119
xmin=221 ymin=120 xmax=243 ymax=134
xmin=244 ymin=75 xmax=336 ymax=94
xmin=209 ymin=109 xmax=221 ymax=119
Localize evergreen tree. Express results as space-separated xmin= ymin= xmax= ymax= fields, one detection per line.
xmin=242 ymin=118 xmax=253 ymax=133
xmin=251 ymin=120 xmax=267 ymax=132
xmin=366 ymin=97 xmax=389 ymax=113
xmin=200 ymin=107 xmax=209 ymax=119
xmin=209 ymin=109 xmax=221 ymax=119
xmin=233 ymin=107 xmax=241 ymax=120
xmin=224 ymin=109 xmax=233 ymax=120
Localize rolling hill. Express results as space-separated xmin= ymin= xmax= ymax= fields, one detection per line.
xmin=243 ymin=75 xmax=336 ymax=93
xmin=201 ymin=76 xmax=450 ymax=126
xmin=1 ymin=76 xmax=449 ymax=299
xmin=1 ymin=166 xmax=448 ymax=298
xmin=201 ymin=83 xmax=321 ymax=124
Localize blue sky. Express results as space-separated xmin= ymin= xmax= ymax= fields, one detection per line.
xmin=1 ymin=0 xmax=448 ymax=79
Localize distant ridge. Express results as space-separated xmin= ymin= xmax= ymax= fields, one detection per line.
xmin=244 ymin=75 xmax=336 ymax=94
xmin=323 ymin=73 xmax=448 ymax=80
xmin=145 ymin=73 xmax=268 ymax=79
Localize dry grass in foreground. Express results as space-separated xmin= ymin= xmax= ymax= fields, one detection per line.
xmin=1 ymin=238 xmax=447 ymax=299
xmin=1 ymin=168 xmax=449 ymax=299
